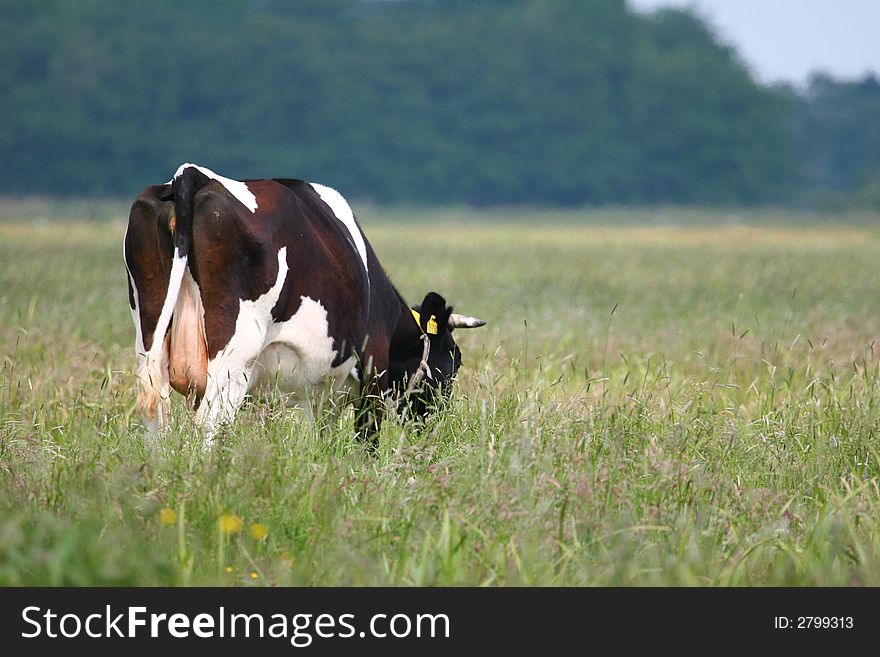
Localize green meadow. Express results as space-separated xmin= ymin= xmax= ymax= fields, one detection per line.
xmin=2 ymin=208 xmax=880 ymax=585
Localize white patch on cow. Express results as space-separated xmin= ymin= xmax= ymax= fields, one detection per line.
xmin=123 ymin=223 xmax=145 ymax=354
xmin=127 ymin=271 xmax=144 ymax=354
xmin=255 ymin=297 xmax=356 ymax=391
xmin=254 ymin=296 xmax=360 ymax=425
xmin=171 ymin=162 xmax=258 ymax=213
xmin=309 ymin=183 xmax=368 ymax=273
xmin=151 ymin=248 xmax=187 ymax=355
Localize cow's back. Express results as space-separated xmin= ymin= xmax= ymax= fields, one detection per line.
xmin=182 ymin=178 xmax=373 ymax=394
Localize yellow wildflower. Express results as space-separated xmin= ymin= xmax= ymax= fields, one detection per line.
xmin=225 ymin=566 xmax=234 ymax=574
xmin=250 ymin=572 xmax=259 ymax=580
xmin=218 ymin=513 xmax=243 ymax=535
xmin=249 ymin=523 xmax=269 ymax=541
xmin=159 ymin=507 xmax=177 ymax=525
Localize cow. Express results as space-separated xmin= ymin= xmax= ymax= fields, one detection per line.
xmin=123 ymin=163 xmax=485 ymax=447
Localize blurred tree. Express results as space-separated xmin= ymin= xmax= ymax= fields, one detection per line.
xmin=0 ymin=0 xmax=865 ymax=209
xmin=793 ymin=73 xmax=880 ymax=206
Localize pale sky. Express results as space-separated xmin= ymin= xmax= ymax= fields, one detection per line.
xmin=627 ymin=0 xmax=880 ymax=85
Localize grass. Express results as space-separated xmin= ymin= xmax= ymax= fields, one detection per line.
xmin=2 ymin=209 xmax=880 ymax=585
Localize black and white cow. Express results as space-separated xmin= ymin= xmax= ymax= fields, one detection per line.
xmin=123 ymin=164 xmax=485 ymax=445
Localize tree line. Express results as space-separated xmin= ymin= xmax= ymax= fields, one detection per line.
xmin=1 ymin=0 xmax=877 ymax=208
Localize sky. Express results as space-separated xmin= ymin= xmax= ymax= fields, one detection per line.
xmin=627 ymin=0 xmax=880 ymax=86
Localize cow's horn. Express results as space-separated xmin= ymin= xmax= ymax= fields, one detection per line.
xmin=448 ymin=313 xmax=487 ymax=329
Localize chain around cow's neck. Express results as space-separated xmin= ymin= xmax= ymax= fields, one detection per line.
xmin=407 ymin=333 xmax=433 ymax=392
xmin=390 ymin=334 xmax=432 ymax=414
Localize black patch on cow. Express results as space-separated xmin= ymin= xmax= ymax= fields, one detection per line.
xmin=126 ymin=274 xmax=135 ymax=310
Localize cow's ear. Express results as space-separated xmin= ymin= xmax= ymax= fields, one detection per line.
xmin=418 ymin=292 xmax=450 ymax=336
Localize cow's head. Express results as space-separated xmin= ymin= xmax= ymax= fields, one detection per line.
xmin=389 ymin=291 xmax=486 ymax=417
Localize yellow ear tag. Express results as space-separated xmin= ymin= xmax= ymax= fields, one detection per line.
xmin=410 ymin=309 xmax=439 ymax=335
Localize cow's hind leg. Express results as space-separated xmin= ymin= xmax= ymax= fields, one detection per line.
xmin=194 ymin=296 xmax=283 ymax=446
xmin=195 ymin=338 xmax=266 ymax=447
xmin=135 ymin=333 xmax=172 ymax=435
xmin=192 ymin=240 xmax=289 ymax=447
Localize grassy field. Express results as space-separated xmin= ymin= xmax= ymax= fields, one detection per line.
xmin=2 ymin=208 xmax=880 ymax=585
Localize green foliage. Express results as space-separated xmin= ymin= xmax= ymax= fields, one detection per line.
xmin=788 ymin=73 xmax=880 ymax=208
xmin=3 ymin=213 xmax=880 ymax=585
xmin=1 ymin=0 xmax=800 ymax=205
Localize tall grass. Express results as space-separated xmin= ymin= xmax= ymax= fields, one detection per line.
xmin=1 ymin=214 xmax=880 ymax=585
